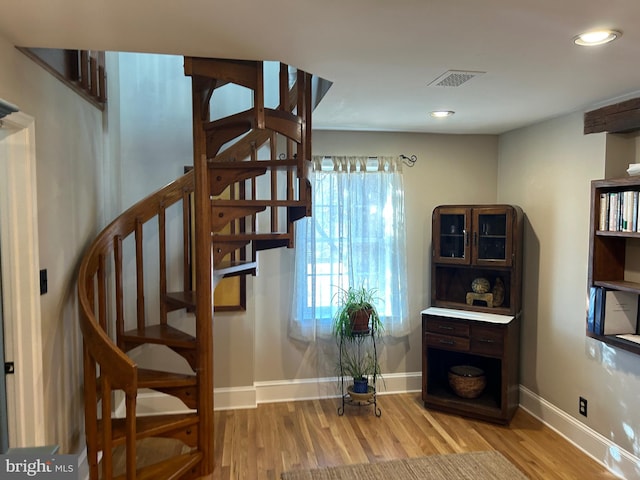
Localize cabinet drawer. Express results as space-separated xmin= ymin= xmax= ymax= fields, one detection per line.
xmin=426 ymin=333 xmax=470 ymax=352
xmin=425 ymin=317 xmax=469 ymax=337
xmin=470 ymin=324 xmax=504 ymax=356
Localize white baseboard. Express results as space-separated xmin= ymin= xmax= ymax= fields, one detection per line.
xmin=519 ymin=385 xmax=638 ymax=480
xmin=255 ymin=372 xmax=423 ymax=405
xmin=128 ymin=372 xmax=422 ymax=415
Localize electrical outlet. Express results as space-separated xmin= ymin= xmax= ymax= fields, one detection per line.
xmin=579 ymin=397 xmax=588 ymax=417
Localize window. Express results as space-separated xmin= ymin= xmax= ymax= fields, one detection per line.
xmin=289 ymin=156 xmax=409 ymax=341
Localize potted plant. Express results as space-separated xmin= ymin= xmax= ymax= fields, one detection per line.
xmin=340 ymin=345 xmax=380 ymax=394
xmin=332 ymin=285 xmax=384 ymax=397
xmin=331 ymin=285 xmax=384 ymax=338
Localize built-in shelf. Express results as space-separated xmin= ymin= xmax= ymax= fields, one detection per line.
xmin=587 ymin=177 xmax=640 ymax=356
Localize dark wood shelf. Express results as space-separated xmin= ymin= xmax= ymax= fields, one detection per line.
xmin=586 ymin=331 xmax=640 ymax=356
xmin=596 ymin=230 xmax=640 ymax=238
xmin=433 ymin=299 xmax=513 ymax=316
xmin=588 ymin=177 xmax=640 ymax=357
xmin=425 ymin=383 xmax=502 ymax=417
xmin=593 ymin=280 xmax=640 ymax=294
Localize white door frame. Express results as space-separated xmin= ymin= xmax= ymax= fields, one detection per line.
xmin=0 ymin=110 xmax=46 ymax=447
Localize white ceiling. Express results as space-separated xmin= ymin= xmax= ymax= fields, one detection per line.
xmin=1 ymin=0 xmax=639 ymax=134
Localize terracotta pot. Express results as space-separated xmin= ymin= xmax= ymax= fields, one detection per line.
xmin=350 ymin=309 xmax=371 ymax=333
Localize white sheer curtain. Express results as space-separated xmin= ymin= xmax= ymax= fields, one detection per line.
xmin=289 ymin=155 xmax=410 ymax=342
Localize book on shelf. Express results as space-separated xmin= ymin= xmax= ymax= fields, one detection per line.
xmin=601 ymin=290 xmax=638 ymax=335
xmin=587 ymin=287 xmax=638 ymax=336
xmin=598 ymin=190 xmax=640 ymax=233
xmin=599 ymin=193 xmax=609 ymax=230
xmin=633 ymin=191 xmax=639 ymax=232
xmin=587 ymin=286 xmax=600 ymax=333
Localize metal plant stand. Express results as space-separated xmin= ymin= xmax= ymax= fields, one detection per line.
xmin=337 ymin=327 xmax=381 ymax=417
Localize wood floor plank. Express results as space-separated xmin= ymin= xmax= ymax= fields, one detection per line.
xmin=205 ymin=393 xmax=618 ymax=480
xmin=114 ymin=393 xmax=619 ymax=480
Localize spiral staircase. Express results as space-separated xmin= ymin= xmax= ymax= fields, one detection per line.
xmin=77 ymin=57 xmax=321 ymax=479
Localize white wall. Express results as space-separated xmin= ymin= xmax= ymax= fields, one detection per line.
xmin=0 ymin=35 xmax=107 ymax=453
xmin=253 ymin=130 xmax=500 ymax=385
xmin=498 ymin=112 xmax=640 ymax=470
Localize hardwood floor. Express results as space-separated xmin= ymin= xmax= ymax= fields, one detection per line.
xmin=205 ymin=393 xmax=620 ymax=479
xmin=125 ymin=393 xmax=620 ymax=479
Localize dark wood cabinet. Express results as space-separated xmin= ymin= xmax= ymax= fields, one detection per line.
xmin=422 ymin=308 xmax=520 ymax=424
xmin=431 ymin=205 xmax=523 ymax=316
xmin=423 ymin=204 xmax=524 ymax=424
xmin=433 ymin=206 xmax=516 ymax=267
xmin=587 ymin=177 xmax=640 ymax=356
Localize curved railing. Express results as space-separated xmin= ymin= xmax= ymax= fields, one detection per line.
xmin=77 ymin=169 xmax=194 ymax=479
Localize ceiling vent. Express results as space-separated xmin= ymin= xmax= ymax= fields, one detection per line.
xmin=428 ymin=70 xmax=485 ymax=87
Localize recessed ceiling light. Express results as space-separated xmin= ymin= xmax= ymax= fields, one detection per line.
xmin=573 ymin=29 xmax=621 ymax=46
xmin=430 ymin=110 xmax=455 ymax=118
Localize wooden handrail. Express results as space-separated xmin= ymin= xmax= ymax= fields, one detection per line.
xmin=17 ymin=48 xmax=107 ymax=109
xmin=78 ymin=170 xmax=194 ymax=479
xmin=78 ymin=170 xmax=194 ymax=376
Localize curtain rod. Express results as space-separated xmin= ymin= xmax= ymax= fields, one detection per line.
xmin=399 ymin=154 xmax=417 ymax=167
xmin=318 ymin=155 xmax=418 ymax=167
xmin=366 ymin=155 xmax=417 ymax=167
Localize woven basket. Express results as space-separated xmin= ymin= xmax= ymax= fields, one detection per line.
xmin=448 ymin=365 xmax=486 ymax=399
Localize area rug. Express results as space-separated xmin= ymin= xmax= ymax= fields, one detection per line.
xmin=281 ymin=451 xmax=528 ymax=480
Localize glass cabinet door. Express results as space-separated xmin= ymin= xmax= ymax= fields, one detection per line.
xmin=433 ymin=208 xmax=471 ymax=264
xmin=473 ymin=208 xmax=513 ymax=266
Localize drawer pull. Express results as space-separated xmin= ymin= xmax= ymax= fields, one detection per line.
xmin=438 ymin=339 xmax=455 ymax=345
xmin=478 ymin=338 xmax=495 ymax=343
xmin=438 ymin=325 xmax=454 ymax=330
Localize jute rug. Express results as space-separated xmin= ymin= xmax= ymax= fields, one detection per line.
xmin=281 ymin=451 xmax=528 ymax=480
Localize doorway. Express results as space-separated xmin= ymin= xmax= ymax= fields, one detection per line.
xmin=0 ymin=111 xmax=46 ymax=447
xmin=0 ymin=243 xmax=7 ymax=453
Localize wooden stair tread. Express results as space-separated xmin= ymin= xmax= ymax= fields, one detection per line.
xmin=209 ymin=158 xmax=298 ymax=169
xmin=120 ymin=324 xmax=196 ymax=349
xmin=213 ymin=233 xmax=292 ymax=251
xmin=138 ymin=368 xmax=196 ymax=388
xmin=96 ymin=368 xmax=196 ymax=398
xmin=289 ymin=204 xmax=309 ymax=222
xmin=165 ymin=266 xmax=258 ymax=310
xmin=213 ymin=232 xmax=291 ymax=241
xmin=165 ymin=291 xmax=196 ymax=310
xmin=99 ymin=413 xmax=198 ymax=448
xmin=215 ymin=260 xmax=258 ymax=277
xmin=204 ymin=108 xmax=253 ymax=131
xmin=113 ymin=451 xmax=202 ymax=480
xmin=254 ymin=238 xmax=291 ymax=251
xmin=211 ymin=199 xmax=309 ymax=208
